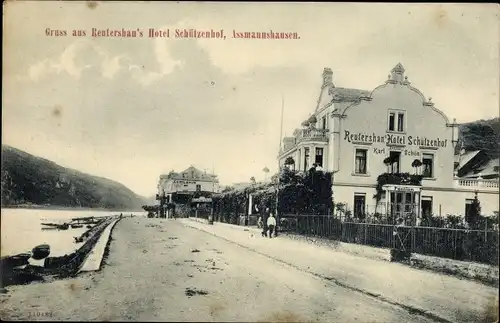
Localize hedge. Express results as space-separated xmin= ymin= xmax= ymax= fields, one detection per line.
xmin=212 ymin=167 xmax=333 ymax=223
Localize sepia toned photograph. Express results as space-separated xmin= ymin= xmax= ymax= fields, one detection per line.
xmin=1 ymin=1 xmax=499 ymax=322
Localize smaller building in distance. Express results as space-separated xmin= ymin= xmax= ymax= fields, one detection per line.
xmin=157 ymin=166 xmax=220 ymax=205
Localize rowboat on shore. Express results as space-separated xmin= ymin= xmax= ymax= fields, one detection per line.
xmin=70 ymin=224 xmax=84 ymax=228
xmin=0 ymin=253 xmax=32 ymax=269
xmin=32 ymin=244 xmax=50 ymax=260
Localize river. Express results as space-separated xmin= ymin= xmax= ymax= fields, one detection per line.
xmin=0 ymin=208 xmax=146 ymax=264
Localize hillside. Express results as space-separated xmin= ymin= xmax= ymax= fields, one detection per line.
xmin=457 ymin=117 xmax=500 ymax=158
xmin=1 ymin=145 xmax=146 ymax=210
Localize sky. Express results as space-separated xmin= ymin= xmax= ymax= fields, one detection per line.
xmin=3 ymin=2 xmax=499 ymax=197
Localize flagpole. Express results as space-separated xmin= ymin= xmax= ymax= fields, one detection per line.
xmin=275 ymin=94 xmax=284 ymax=236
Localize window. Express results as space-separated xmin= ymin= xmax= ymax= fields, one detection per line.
xmin=421 ymin=196 xmax=433 ymax=217
xmin=404 ymin=192 xmax=414 ymax=213
xmin=391 ymin=192 xmax=404 ymax=216
xmin=315 ymin=148 xmax=324 ymax=167
xmin=422 ymin=153 xmax=434 ymax=178
xmin=304 ymin=147 xmax=310 ymax=171
xmin=196 ymin=184 xmax=201 ymax=192
xmin=388 ymin=111 xmax=405 ymax=132
xmin=322 ymin=116 xmax=327 ymax=130
xmin=353 ymin=194 xmax=366 ymax=218
xmin=355 ymin=149 xmax=367 ymax=174
xmin=389 ymin=151 xmax=401 ymax=173
xmin=388 ymin=112 xmax=395 ymax=131
xmin=465 ymin=199 xmax=474 ymax=218
xmin=397 ymin=113 xmax=405 ymax=132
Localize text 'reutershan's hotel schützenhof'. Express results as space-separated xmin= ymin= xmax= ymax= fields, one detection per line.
xmin=278 ymin=64 xmax=499 ymax=219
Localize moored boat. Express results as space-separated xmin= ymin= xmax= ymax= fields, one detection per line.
xmin=58 ymin=223 xmax=69 ymax=230
xmin=41 ymin=227 xmax=58 ymax=231
xmin=41 ymin=222 xmax=69 ymax=230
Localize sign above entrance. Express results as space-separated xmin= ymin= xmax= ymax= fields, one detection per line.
xmin=383 ymin=185 xmax=421 ymax=192
xmin=343 ymin=130 xmax=448 ymax=148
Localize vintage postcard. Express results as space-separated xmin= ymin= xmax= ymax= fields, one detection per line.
xmin=1 ymin=1 xmax=499 ymax=322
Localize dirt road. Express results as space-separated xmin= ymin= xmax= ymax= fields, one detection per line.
xmin=0 ymin=217 xmax=494 ymax=322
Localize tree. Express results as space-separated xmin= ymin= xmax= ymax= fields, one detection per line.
xmin=284 ymin=157 xmax=295 ymax=170
xmin=262 ymin=167 xmax=270 ymax=181
xmin=465 ymin=191 xmax=481 ymax=228
xmin=250 ymin=176 xmax=256 ymax=184
xmin=411 ymin=159 xmax=422 ymax=175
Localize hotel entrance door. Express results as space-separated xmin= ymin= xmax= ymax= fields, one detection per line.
xmin=383 ymin=185 xmax=421 ymax=259
xmin=390 ymin=191 xmax=416 ymax=225
xmin=384 ymin=185 xmax=421 ymax=226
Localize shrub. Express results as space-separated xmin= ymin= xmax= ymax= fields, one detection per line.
xmin=213 ymin=167 xmax=333 ymax=218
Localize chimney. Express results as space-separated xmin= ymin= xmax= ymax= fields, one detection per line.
xmin=322 ymin=67 xmax=334 ymax=88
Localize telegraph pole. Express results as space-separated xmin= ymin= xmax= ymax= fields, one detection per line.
xmin=275 ymin=94 xmax=285 ymax=237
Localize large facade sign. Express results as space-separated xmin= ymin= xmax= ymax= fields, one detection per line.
xmin=343 ymin=130 xmax=448 ymax=148
xmin=173 ymin=180 xmax=197 ymax=184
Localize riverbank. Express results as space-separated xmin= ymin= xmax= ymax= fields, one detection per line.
xmin=1 ymin=215 xmax=121 ymax=288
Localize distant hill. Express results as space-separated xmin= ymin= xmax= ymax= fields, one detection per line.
xmin=457 ymin=117 xmax=500 ymax=158
xmin=1 ymin=145 xmax=146 ymax=210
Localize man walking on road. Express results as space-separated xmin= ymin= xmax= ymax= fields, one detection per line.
xmin=267 ymin=213 xmax=276 ymax=238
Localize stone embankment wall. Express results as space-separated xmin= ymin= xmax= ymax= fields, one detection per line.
xmin=45 ymin=216 xmax=120 ymax=277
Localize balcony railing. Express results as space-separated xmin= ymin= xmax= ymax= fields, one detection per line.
xmin=454 ymin=178 xmax=499 ymax=191
xmin=296 ymin=128 xmax=329 ymax=142
xmin=280 ymin=128 xmax=329 ymax=155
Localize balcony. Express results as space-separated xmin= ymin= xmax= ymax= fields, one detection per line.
xmin=296 ymin=128 xmax=329 ymax=143
xmin=454 ymin=178 xmax=499 ymax=191
xmin=280 ymin=128 xmax=329 ymax=155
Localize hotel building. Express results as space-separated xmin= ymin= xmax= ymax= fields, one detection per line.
xmin=157 ymin=166 xmax=220 ymax=204
xmin=278 ymin=64 xmax=499 ymax=220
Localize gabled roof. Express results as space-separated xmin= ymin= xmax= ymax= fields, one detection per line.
xmin=329 ymin=87 xmax=371 ymax=102
xmin=472 ymin=158 xmax=500 ymax=177
xmin=161 ymin=166 xmax=218 ymax=181
xmin=456 ymin=150 xmax=482 ymax=170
